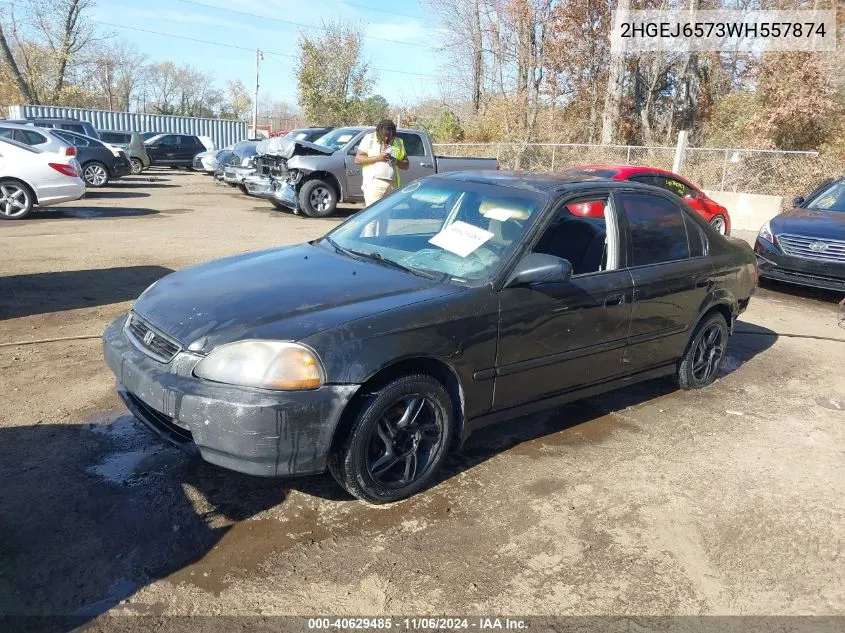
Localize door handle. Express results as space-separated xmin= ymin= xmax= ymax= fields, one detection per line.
xmin=420 ymin=162 xmax=433 ymax=168
xmin=604 ymin=293 xmax=625 ymax=307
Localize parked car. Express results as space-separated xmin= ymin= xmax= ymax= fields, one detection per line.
xmin=564 ymin=165 xmax=731 ymax=235
xmin=193 ymin=146 xmax=233 ymax=173
xmin=50 ymin=129 xmax=131 ymax=187
xmin=284 ymin=127 xmax=334 ymax=142
xmin=212 ymin=150 xmax=235 ymax=182
xmin=0 ymin=121 xmax=76 ymax=157
xmin=103 ymin=171 xmax=757 ymax=502
xmin=140 ymin=131 xmax=163 ymax=142
xmin=144 ymin=133 xmax=207 ymax=168
xmin=754 ymin=177 xmax=845 ymax=291
xmin=98 ymin=130 xmax=151 ymax=174
xmin=0 ymin=137 xmax=85 ymax=220
xmin=7 ymin=117 xmax=100 ymax=139
xmin=222 ymin=141 xmax=262 ymax=192
xmin=243 ymin=127 xmax=499 ymax=217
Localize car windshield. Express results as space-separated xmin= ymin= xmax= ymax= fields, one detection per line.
xmin=313 ymin=128 xmax=363 ymax=150
xmin=325 ymin=179 xmax=546 ymax=284
xmin=233 ymin=141 xmax=259 ymax=157
xmin=806 ymin=180 xmax=845 ymax=212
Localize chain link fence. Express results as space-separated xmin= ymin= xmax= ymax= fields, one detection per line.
xmin=433 ymin=142 xmax=840 ymax=205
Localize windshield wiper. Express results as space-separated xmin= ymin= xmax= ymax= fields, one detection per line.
xmin=323 ymin=236 xmax=357 ymax=259
xmin=355 ymin=250 xmax=443 ymax=281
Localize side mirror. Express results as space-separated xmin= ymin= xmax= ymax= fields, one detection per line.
xmin=792 ymin=195 xmax=805 ymax=207
xmin=505 ymin=253 xmax=573 ymax=288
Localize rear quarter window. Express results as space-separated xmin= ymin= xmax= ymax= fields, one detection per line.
xmin=396 ymin=133 xmax=427 ymax=157
xmin=617 ymin=192 xmax=691 ymax=266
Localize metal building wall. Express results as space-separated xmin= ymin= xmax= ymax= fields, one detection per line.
xmin=8 ymin=105 xmax=247 ymax=149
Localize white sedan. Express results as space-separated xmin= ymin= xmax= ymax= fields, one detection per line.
xmin=0 ymin=137 xmax=86 ymax=220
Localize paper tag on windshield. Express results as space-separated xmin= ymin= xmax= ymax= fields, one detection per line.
xmin=429 ymin=221 xmax=494 ymax=258
xmin=481 ymin=207 xmax=517 ymax=221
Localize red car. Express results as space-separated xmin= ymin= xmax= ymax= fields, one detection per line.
xmin=563 ymin=165 xmax=731 ymax=235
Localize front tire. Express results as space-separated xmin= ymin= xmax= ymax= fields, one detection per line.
xmin=130 ymin=158 xmax=144 ymax=175
xmin=676 ymin=312 xmax=728 ymax=389
xmin=298 ymin=179 xmax=338 ymax=218
xmin=82 ymin=162 xmax=109 ymax=187
xmin=328 ymin=375 xmax=454 ymax=504
xmin=0 ymin=179 xmax=34 ymax=220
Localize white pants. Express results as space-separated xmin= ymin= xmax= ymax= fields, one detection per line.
xmin=363 ymin=179 xmax=396 ymax=207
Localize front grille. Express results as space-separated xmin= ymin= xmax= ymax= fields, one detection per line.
xmin=777 ymin=234 xmax=845 ymax=263
xmin=126 ymin=313 xmax=181 ymax=363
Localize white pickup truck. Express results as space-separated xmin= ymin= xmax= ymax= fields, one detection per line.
xmin=243 ymin=127 xmax=499 ymax=217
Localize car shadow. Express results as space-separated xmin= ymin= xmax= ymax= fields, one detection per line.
xmin=32 ymin=206 xmax=159 ymax=220
xmin=0 ymin=266 xmax=173 ymax=320
xmin=81 ymin=191 xmax=150 ymax=200
xmin=0 ymin=416 xmax=290 ymax=631
xmin=107 ymin=181 xmax=179 ymax=189
xmin=758 ymin=278 xmax=844 ymax=304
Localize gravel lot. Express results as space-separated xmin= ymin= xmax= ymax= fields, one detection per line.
xmin=1 ymin=171 xmax=844 ymax=628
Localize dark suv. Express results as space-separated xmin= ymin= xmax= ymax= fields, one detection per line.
xmin=144 ymin=134 xmax=206 ymax=168
xmin=51 ymin=129 xmax=131 ymax=187
xmin=9 ymin=117 xmax=100 ymax=139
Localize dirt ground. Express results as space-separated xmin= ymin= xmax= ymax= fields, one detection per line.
xmin=1 ymin=171 xmax=844 ymax=628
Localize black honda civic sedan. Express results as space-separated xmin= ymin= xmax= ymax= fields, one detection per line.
xmin=103 ymin=171 xmax=757 ymax=503
xmin=755 ymin=177 xmax=845 ymax=292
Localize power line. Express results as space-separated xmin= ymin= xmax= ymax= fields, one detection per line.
xmin=262 ymin=51 xmax=439 ymax=79
xmin=95 ymin=21 xmax=442 ymax=79
xmin=172 ymin=0 xmax=432 ymax=50
xmin=339 ymin=0 xmax=426 ymax=20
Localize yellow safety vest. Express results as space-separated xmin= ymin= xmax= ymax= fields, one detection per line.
xmin=364 ymin=137 xmax=407 ymax=186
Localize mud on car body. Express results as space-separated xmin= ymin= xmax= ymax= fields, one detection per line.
xmin=104 ymin=171 xmax=757 ymax=503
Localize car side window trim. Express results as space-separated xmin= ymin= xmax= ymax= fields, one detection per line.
xmin=534 ymin=194 xmax=621 ymax=279
xmin=611 ymin=189 xmax=692 ymax=269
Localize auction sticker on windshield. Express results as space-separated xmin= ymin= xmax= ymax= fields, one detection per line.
xmin=429 ymin=221 xmax=494 ymax=257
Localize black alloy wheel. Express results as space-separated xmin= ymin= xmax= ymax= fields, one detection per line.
xmin=329 ymin=374 xmax=453 ymax=504
xmin=676 ymin=312 xmax=729 ymax=389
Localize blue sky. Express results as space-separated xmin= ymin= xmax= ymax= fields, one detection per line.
xmin=91 ymin=0 xmax=445 ymax=107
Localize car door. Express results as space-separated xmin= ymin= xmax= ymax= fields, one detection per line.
xmin=493 ymin=192 xmax=634 ymax=410
xmin=396 ymin=132 xmax=436 ymax=185
xmin=182 ymin=136 xmax=203 ymax=164
xmin=149 ymin=134 xmax=179 ymax=164
xmin=344 ymin=135 xmax=366 ymax=201
xmin=613 ymin=190 xmax=713 ymax=373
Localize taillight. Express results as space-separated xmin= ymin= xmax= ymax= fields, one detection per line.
xmin=49 ymin=163 xmax=79 ymax=177
xmin=64 ymin=146 xmax=77 ymax=157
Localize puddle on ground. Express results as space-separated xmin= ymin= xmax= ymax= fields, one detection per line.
xmin=719 ymin=353 xmax=743 ymax=375
xmin=166 ymin=485 xmax=457 ymax=595
xmin=815 ymin=395 xmax=844 ymax=411
xmin=87 ymin=449 xmax=158 ymax=485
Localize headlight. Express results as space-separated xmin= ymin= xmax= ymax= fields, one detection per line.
xmin=193 ymin=340 xmax=324 ymax=390
xmin=758 ymin=221 xmax=775 ymax=243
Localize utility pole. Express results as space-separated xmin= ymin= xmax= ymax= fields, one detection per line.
xmin=253 ymin=48 xmax=263 ymax=138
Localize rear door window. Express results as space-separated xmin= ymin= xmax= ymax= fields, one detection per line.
xmin=16 ymin=129 xmax=48 ymax=145
xmin=396 ymin=132 xmax=427 ymax=156
xmin=616 ymin=192 xmax=690 ymax=266
xmin=0 ymin=127 xmax=14 ymax=140
xmin=61 ymin=124 xmax=86 ymax=134
xmin=160 ymin=135 xmax=180 ymax=146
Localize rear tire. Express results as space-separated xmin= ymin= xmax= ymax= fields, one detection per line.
xmin=0 ymin=179 xmax=34 ymax=220
xmin=82 ymin=162 xmax=109 ymax=187
xmin=709 ymin=215 xmax=727 ymax=235
xmin=676 ymin=312 xmax=728 ymax=389
xmin=328 ymin=375 xmax=453 ymax=504
xmin=130 ymin=158 xmax=144 ymax=175
xmin=298 ymin=179 xmax=338 ymax=218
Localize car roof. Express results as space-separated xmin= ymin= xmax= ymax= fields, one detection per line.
xmin=436 ymin=170 xmax=677 ymax=196
xmin=571 ymin=163 xmax=695 ymax=181
xmin=0 ymin=120 xmax=50 ymax=130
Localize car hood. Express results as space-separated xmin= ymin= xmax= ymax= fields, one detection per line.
xmin=257 ymin=137 xmax=334 ymax=158
xmin=132 ymin=243 xmax=460 ymax=354
xmin=771 ymin=208 xmax=845 ymax=240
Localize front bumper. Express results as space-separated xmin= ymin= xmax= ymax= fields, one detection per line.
xmin=103 ymin=315 xmax=359 ymax=477
xmin=755 ymin=237 xmax=845 ymax=292
xmin=223 ymin=166 xmax=256 ymax=184
xmin=245 ymin=176 xmax=298 ymax=210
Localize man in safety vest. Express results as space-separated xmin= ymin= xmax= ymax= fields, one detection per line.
xmin=355 ymin=119 xmax=408 ymax=206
